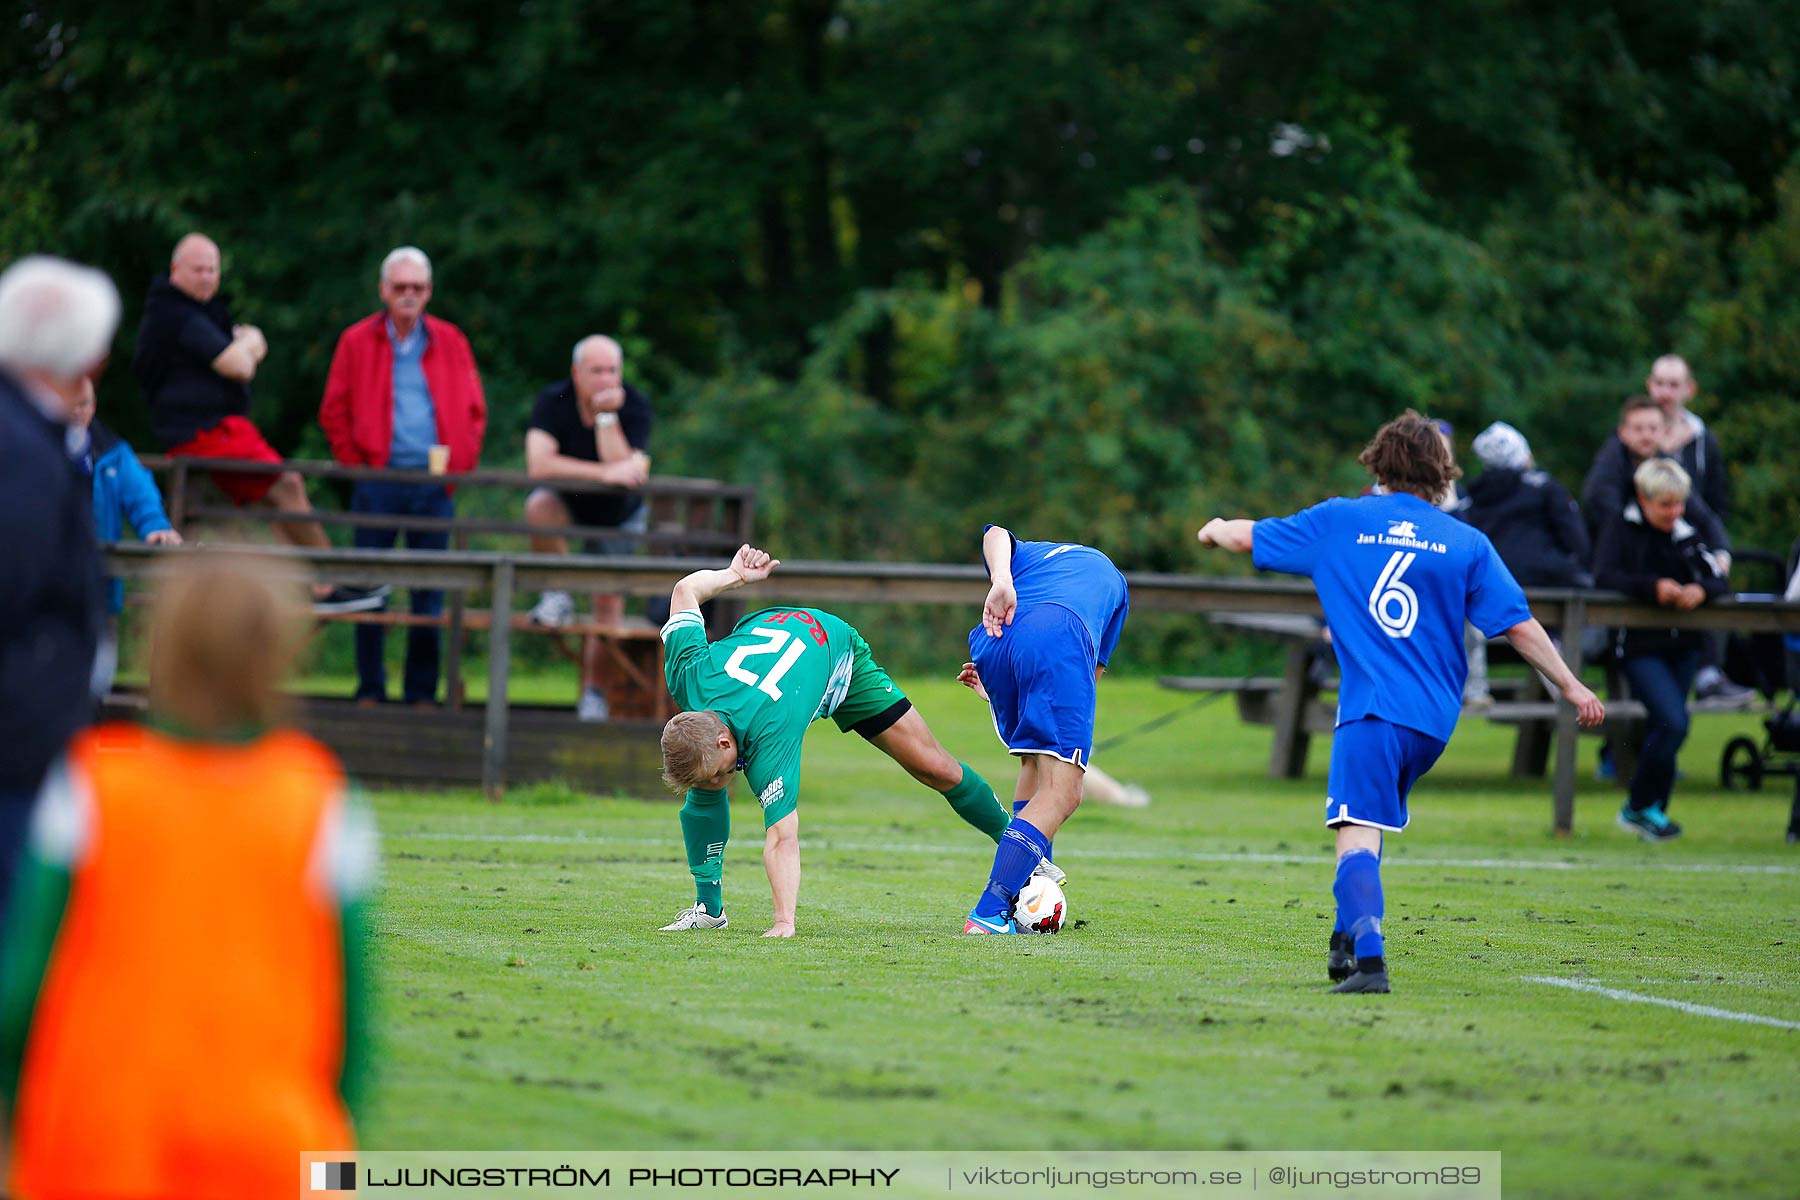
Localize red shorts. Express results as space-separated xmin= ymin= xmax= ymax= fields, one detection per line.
xmin=168 ymin=416 xmax=284 ymax=505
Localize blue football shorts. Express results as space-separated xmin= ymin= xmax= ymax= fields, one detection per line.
xmin=1324 ymin=716 xmax=1447 ymax=832
xmin=969 ymin=604 xmax=1097 ymax=767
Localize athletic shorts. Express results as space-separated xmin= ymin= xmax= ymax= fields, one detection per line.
xmin=829 ymin=624 xmax=910 ymax=737
xmin=168 ymin=415 xmax=283 ymax=505
xmin=1324 ymin=717 xmax=1447 ymax=832
xmin=968 ymin=604 xmax=1096 ymax=767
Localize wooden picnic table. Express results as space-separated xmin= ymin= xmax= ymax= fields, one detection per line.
xmin=1163 ymin=596 xmax=1799 ymax=832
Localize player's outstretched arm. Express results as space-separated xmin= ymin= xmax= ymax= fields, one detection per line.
xmin=1196 ymin=518 xmax=1257 ymax=554
xmin=669 ymin=544 xmax=780 ymax=615
xmin=1502 ymin=618 xmax=1606 ymax=728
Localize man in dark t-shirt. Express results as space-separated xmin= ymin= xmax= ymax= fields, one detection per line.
xmin=131 ymin=233 xmax=380 ymax=612
xmin=523 ymin=334 xmax=653 ymax=720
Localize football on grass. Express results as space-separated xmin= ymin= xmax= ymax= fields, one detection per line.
xmin=1014 ymin=877 xmax=1066 ymax=933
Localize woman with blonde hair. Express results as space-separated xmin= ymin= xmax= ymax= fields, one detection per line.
xmin=0 ymin=553 xmax=375 ymax=1199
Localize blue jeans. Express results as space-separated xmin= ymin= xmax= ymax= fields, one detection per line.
xmin=1621 ymin=649 xmax=1701 ymax=812
xmin=352 ymin=480 xmax=453 ymax=703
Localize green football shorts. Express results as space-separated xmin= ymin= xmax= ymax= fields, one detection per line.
xmin=829 ymin=624 xmax=910 ymax=735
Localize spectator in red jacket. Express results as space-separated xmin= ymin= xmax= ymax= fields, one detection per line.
xmin=319 ymin=246 xmax=487 ymax=706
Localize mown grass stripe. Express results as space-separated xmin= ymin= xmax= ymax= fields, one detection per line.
xmin=1524 ymin=976 xmax=1800 ymax=1031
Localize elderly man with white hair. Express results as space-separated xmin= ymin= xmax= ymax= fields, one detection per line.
xmin=0 ymin=255 xmax=111 ymax=929
xmin=524 ymin=334 xmax=653 ymax=721
xmin=1593 ymin=457 xmax=1731 ymax=842
xmin=1455 ymin=421 xmax=1592 ymax=589
xmin=319 ymin=246 xmax=488 ymax=708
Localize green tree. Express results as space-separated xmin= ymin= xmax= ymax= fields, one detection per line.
xmin=1687 ymin=158 xmax=1800 ymax=560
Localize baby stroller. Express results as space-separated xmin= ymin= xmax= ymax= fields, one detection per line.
xmin=1720 ymin=703 xmax=1800 ymax=792
xmin=1717 ymin=538 xmax=1800 ymax=839
xmin=1720 ymin=701 xmax=1800 ymax=844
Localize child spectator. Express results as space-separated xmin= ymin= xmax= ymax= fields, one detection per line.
xmin=66 ymin=377 xmax=181 ymax=694
xmin=67 ymin=378 xmax=182 ymax=601
xmin=0 ymin=554 xmax=376 ymax=1199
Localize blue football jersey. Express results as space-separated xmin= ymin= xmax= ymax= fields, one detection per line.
xmin=982 ymin=527 xmax=1130 ymax=665
xmin=1252 ymin=493 xmax=1531 ymax=742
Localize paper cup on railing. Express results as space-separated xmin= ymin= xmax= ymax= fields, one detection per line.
xmin=427 ymin=444 xmax=450 ymax=475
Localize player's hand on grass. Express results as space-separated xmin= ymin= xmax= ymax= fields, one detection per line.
xmin=762 ymin=922 xmax=795 ymax=938
xmin=981 ymin=580 xmax=1016 ymax=637
xmin=1564 ymin=681 xmax=1605 ymax=728
xmin=957 ymin=662 xmax=989 ymax=702
xmin=730 ymin=544 xmax=780 ymax=584
xmin=1196 ymin=518 xmax=1226 ymax=547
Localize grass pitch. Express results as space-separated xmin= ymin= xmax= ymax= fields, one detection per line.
xmin=360 ymin=678 xmax=1798 ymax=1198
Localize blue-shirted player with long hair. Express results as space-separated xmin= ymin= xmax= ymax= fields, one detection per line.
xmin=1197 ymin=411 xmax=1605 ymax=993
xmin=959 ymin=525 xmax=1130 ymax=934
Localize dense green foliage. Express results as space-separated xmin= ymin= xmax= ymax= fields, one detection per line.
xmin=363 ymin=678 xmax=1799 ymax=1194
xmin=8 ymin=2 xmax=1798 ymax=576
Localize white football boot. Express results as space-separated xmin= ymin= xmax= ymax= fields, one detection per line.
xmin=658 ymin=903 xmax=729 ymax=931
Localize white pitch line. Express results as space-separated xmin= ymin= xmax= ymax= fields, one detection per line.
xmin=1524 ymin=976 xmax=1800 ymax=1032
xmin=391 ymin=830 xmax=1798 ymax=876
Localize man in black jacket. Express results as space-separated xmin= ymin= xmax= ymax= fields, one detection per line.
xmin=1593 ymin=458 xmax=1732 ymax=842
xmin=0 ymin=256 xmax=111 ymax=929
xmin=1581 ymin=394 xmax=1729 ymax=553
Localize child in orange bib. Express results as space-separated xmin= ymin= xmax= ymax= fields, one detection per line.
xmin=0 ymin=555 xmax=375 ymax=1200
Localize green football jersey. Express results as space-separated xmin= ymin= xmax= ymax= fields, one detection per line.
xmin=661 ymin=606 xmax=857 ymax=819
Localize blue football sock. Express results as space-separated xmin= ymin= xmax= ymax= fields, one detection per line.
xmin=1332 ymin=848 xmax=1385 ymax=960
xmin=1013 ymin=800 xmax=1052 ymax=861
xmin=973 ymin=818 xmax=1052 ymax=920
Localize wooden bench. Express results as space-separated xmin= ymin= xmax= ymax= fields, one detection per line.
xmin=1158 ymin=670 xmax=1555 ymax=762
xmin=1158 ymin=675 xmax=1337 ymax=736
